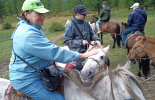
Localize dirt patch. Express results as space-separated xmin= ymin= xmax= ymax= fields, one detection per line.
xmin=0 ymin=61 xmax=10 ymax=78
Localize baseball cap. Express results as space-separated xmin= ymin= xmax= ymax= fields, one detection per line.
xmin=130 ymin=3 xmax=140 ymax=8
xmin=74 ymin=4 xmax=90 ymax=14
xmin=22 ymin=0 xmax=49 ymax=13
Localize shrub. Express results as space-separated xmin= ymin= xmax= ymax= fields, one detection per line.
xmin=2 ymin=21 xmax=12 ymax=30
xmin=48 ymin=22 xmax=64 ymax=32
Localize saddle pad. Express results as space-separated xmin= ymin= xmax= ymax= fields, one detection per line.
xmin=125 ymin=31 xmax=144 ymax=44
xmin=99 ymin=22 xmax=107 ymax=29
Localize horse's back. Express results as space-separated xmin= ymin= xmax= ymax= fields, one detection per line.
xmin=100 ymin=22 xmax=118 ymax=33
xmin=127 ymin=32 xmax=144 ymax=49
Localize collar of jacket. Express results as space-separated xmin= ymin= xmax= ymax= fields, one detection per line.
xmin=72 ymin=15 xmax=84 ymax=24
xmin=17 ymin=17 xmax=42 ymax=30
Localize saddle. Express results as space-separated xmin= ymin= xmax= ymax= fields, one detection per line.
xmin=4 ymin=84 xmax=64 ymax=100
xmin=99 ymin=22 xmax=108 ymax=29
xmin=4 ymin=84 xmax=34 ymax=100
xmin=125 ymin=30 xmax=144 ymax=48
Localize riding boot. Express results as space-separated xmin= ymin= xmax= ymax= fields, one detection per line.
xmin=97 ymin=30 xmax=101 ymax=34
xmin=122 ymin=43 xmax=126 ymax=49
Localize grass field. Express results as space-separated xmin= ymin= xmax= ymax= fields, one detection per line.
xmin=0 ymin=8 xmax=155 ymax=99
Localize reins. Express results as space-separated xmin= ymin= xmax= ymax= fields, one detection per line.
xmin=60 ymin=69 xmax=99 ymax=100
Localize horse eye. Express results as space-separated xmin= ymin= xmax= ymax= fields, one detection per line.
xmin=100 ymin=56 xmax=104 ymax=59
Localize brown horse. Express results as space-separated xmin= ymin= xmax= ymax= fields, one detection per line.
xmin=90 ymin=15 xmax=122 ymax=49
xmin=128 ymin=35 xmax=155 ymax=62
xmin=120 ymin=22 xmax=150 ymax=78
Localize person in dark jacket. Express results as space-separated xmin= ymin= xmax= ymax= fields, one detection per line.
xmin=122 ymin=3 xmax=147 ymax=48
xmin=63 ymin=4 xmax=101 ymax=71
xmin=96 ymin=2 xmax=111 ymax=34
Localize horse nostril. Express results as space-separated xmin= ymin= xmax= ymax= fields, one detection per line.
xmin=88 ymin=71 xmax=92 ymax=77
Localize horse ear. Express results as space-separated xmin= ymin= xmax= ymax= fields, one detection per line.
xmin=122 ymin=22 xmax=123 ymax=25
xmin=123 ymin=59 xmax=131 ymax=70
xmin=103 ymin=45 xmax=110 ymax=53
xmin=136 ymin=36 xmax=144 ymax=41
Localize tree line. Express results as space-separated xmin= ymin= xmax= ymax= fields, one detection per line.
xmin=0 ymin=0 xmax=155 ymax=23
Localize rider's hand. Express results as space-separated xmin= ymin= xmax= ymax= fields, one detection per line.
xmin=79 ymin=50 xmax=99 ymax=58
xmin=95 ymin=41 xmax=101 ymax=47
xmin=91 ymin=41 xmax=95 ymax=45
xmin=83 ymin=40 xmax=88 ymax=46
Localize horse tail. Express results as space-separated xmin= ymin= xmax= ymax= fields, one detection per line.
xmin=116 ymin=23 xmax=122 ymax=47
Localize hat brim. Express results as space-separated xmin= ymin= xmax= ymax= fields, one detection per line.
xmin=130 ymin=6 xmax=133 ymax=8
xmin=34 ymin=8 xmax=49 ymax=13
xmin=82 ymin=10 xmax=90 ymax=14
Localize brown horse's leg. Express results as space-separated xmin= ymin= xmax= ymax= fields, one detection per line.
xmin=111 ymin=33 xmax=116 ymax=49
xmin=101 ymin=32 xmax=103 ymax=44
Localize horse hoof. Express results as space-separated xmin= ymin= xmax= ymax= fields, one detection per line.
xmin=137 ymin=72 xmax=141 ymax=77
xmin=112 ymin=46 xmax=115 ymax=49
xmin=118 ymin=46 xmax=121 ymax=48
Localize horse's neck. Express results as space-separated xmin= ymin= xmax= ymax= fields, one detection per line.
xmin=145 ymin=41 xmax=155 ymax=62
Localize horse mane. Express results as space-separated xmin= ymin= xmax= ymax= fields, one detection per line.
xmin=95 ymin=16 xmax=99 ymax=20
xmin=123 ymin=23 xmax=129 ymax=28
xmin=87 ymin=45 xmax=105 ymax=53
xmin=93 ymin=15 xmax=99 ymax=20
xmin=145 ymin=35 xmax=155 ymax=44
xmin=112 ymin=67 xmax=144 ymax=100
xmin=136 ymin=35 xmax=155 ymax=44
xmin=62 ymin=68 xmax=107 ymax=91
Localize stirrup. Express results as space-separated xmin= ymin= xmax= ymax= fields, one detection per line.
xmin=17 ymin=91 xmax=34 ymax=100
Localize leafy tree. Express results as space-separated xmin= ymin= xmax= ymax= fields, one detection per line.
xmin=0 ymin=0 xmax=6 ymax=23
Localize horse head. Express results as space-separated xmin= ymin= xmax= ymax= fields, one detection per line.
xmin=65 ymin=19 xmax=71 ymax=27
xmin=128 ymin=35 xmax=147 ymax=62
xmin=90 ymin=15 xmax=98 ymax=24
xmin=80 ymin=45 xmax=110 ymax=85
xmin=120 ymin=22 xmax=129 ymax=35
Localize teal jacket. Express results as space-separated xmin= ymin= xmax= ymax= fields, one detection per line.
xmin=9 ymin=18 xmax=79 ymax=90
xmin=100 ymin=6 xmax=111 ymax=22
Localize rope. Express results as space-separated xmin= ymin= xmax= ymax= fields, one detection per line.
xmin=60 ymin=70 xmax=98 ymax=100
xmin=107 ymin=67 xmax=115 ymax=100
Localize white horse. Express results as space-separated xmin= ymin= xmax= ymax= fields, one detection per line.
xmin=0 ymin=78 xmax=10 ymax=100
xmin=1 ymin=45 xmax=145 ymax=100
xmin=65 ymin=19 xmax=71 ymax=27
xmin=65 ymin=19 xmax=96 ymax=34
xmin=62 ymin=45 xmax=145 ymax=100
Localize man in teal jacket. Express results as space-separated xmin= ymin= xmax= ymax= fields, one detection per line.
xmin=96 ymin=2 xmax=111 ymax=34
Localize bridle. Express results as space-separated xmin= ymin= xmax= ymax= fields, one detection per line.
xmin=130 ymin=38 xmax=155 ymax=60
xmin=85 ymin=56 xmax=108 ymax=69
xmin=130 ymin=39 xmax=148 ymax=60
xmin=82 ymin=46 xmax=108 ymax=70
